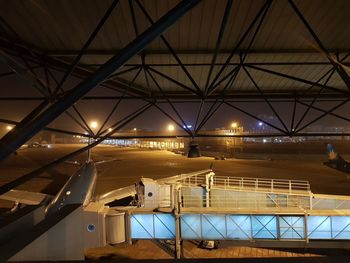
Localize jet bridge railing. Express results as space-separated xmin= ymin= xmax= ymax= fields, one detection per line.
xmin=181 ymin=192 xmax=311 ymax=209
xmin=212 ymin=177 xmax=311 ymax=194
xmin=178 ymin=175 xmax=311 ymax=195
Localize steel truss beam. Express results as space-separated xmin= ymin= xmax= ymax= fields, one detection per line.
xmin=245 ymin=64 xmax=350 ymax=96
xmin=135 ymin=0 xmax=202 ymax=96
xmin=0 ymin=0 xmax=202 ymax=161
xmin=288 ymin=0 xmax=350 ymax=90
xmin=194 ymin=0 xmax=272 ymax=134
xmin=46 ymin=48 xmax=350 ymax=57
xmin=0 ymin=0 xmax=349 ymax=149
xmin=80 ymin=61 xmax=350 ymax=68
xmin=0 ymin=102 xmax=153 ymax=196
xmin=1 ymin=93 xmax=348 ymax=101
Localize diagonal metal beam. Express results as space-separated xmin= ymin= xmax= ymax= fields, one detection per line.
xmin=296 ymin=100 xmax=350 ymax=123
xmin=295 ymin=98 xmax=350 ymax=133
xmin=224 ymin=101 xmax=289 ymax=135
xmin=129 ymin=0 xmax=140 ymax=37
xmin=147 ymin=66 xmax=201 ymax=96
xmin=97 ymin=67 xmax=143 ymax=136
xmin=152 ymin=103 xmax=191 ymax=135
xmin=208 ymin=0 xmax=271 ymax=91
xmin=47 ymin=66 xmax=95 ymax=134
xmin=207 ymin=0 xmax=271 ymax=97
xmin=292 ymin=54 xmax=350 ymax=132
xmin=0 ymin=51 xmax=48 ymax=97
xmin=135 ymin=0 xmax=203 ymax=96
xmin=0 ymin=0 xmax=202 ymax=161
xmin=243 ymin=66 xmax=289 ymax=133
xmin=293 ymin=69 xmax=336 ymax=132
xmin=195 ymin=101 xmax=223 ymax=133
xmin=52 ymin=0 xmax=120 ymax=96
xmin=146 ymin=68 xmax=193 ymax=136
xmin=0 ymin=102 xmax=153 ymax=196
xmin=196 ymin=65 xmax=241 ymax=133
xmin=288 ymin=0 xmax=350 ymax=90
xmin=290 ymin=94 xmax=297 ymax=133
xmin=0 ymin=118 xmax=90 ymax=138
xmin=204 ymin=0 xmax=234 ymax=97
xmin=99 ymin=102 xmax=152 ymax=135
xmin=245 ymin=64 xmax=350 ymax=96
xmin=297 ymin=99 xmax=350 ymax=132
xmin=108 ymin=65 xmax=140 ymax=79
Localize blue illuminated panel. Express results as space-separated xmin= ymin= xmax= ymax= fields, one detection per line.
xmin=131 ymin=214 xmax=175 ymax=239
xmin=331 ymin=216 xmax=350 ymax=240
xmin=154 ymin=214 xmax=175 ymax=239
xmin=252 ymin=215 xmax=277 ymax=239
xmin=308 ymin=216 xmax=331 ymax=239
xmin=279 ymin=216 xmax=305 ymax=239
xmin=201 ymin=214 xmax=226 ymax=239
xmin=226 ymin=215 xmax=252 ymax=239
xmin=131 ymin=213 xmax=350 ymax=241
xmin=181 ymin=214 xmax=202 ymax=239
xmin=131 ymin=214 xmax=154 ymax=239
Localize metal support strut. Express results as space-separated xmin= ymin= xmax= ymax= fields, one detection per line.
xmin=0 ymin=0 xmax=202 ymax=161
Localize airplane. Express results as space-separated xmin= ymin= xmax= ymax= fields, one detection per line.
xmin=324 ymin=143 xmax=350 ymax=174
xmin=0 ymin=149 xmax=113 ymax=217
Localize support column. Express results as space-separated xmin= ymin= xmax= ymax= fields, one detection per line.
xmin=174 ymin=183 xmax=182 ymax=259
xmin=187 ymin=141 xmax=201 ymax=158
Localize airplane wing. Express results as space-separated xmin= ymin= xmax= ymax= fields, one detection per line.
xmin=0 ymin=189 xmax=51 ymax=205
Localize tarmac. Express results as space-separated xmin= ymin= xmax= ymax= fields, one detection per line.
xmin=1 ymin=144 xmax=350 ymax=261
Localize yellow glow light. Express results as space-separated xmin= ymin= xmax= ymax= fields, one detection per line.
xmin=90 ymin=121 xmax=98 ymax=129
xmin=108 ymin=128 xmax=112 ymax=132
xmin=6 ymin=126 xmax=13 ymax=131
xmin=167 ymin=124 xmax=175 ymax=131
xmin=231 ymin=122 xmax=238 ymax=128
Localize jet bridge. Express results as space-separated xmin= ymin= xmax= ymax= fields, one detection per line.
xmin=109 ymin=170 xmax=350 ymax=258
xmin=4 ymin=169 xmax=350 ymax=261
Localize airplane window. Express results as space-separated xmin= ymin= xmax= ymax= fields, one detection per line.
xmin=148 ymin=192 xmax=153 ymax=197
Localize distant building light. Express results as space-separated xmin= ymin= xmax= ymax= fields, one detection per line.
xmin=133 ymin=128 xmax=137 ymax=131
xmin=258 ymin=122 xmax=263 ymax=127
xmin=108 ymin=128 xmax=113 ymax=132
xmin=6 ymin=125 xmax=13 ymax=131
xmin=263 ymin=139 xmax=267 ymax=143
xmin=168 ymin=124 xmax=175 ymax=132
xmin=183 ymin=125 xmax=192 ymax=129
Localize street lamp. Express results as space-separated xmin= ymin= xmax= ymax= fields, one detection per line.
xmin=108 ymin=128 xmax=113 ymax=132
xmin=6 ymin=125 xmax=13 ymax=131
xmin=90 ymin=121 xmax=98 ymax=129
xmin=167 ymin=124 xmax=175 ymax=132
xmin=231 ymin=122 xmax=238 ymax=129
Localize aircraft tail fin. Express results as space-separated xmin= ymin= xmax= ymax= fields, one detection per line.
xmin=326 ymin=143 xmax=338 ymax=161
xmin=325 ymin=143 xmax=349 ymax=172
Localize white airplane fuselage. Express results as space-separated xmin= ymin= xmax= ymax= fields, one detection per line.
xmin=45 ymin=162 xmax=97 ymax=216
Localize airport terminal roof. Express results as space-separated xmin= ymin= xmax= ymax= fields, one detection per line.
xmin=1 ymin=0 xmax=350 ymax=99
